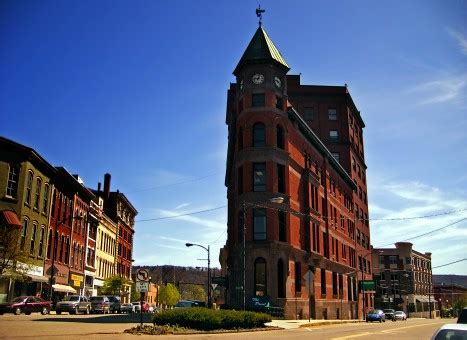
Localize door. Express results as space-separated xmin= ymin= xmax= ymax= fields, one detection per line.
xmin=25 ymin=297 xmax=36 ymax=313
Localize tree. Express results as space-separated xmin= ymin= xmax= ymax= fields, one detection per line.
xmin=181 ymin=284 xmax=206 ymax=302
xmin=0 ymin=224 xmax=32 ymax=279
xmin=130 ymin=284 xmax=140 ymax=302
xmin=158 ymin=283 xmax=180 ymax=307
xmin=101 ymin=275 xmax=129 ymax=296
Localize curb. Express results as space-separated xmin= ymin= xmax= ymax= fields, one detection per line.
xmin=300 ymin=320 xmax=364 ymax=328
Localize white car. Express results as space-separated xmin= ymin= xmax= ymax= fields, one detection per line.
xmin=120 ymin=303 xmax=135 ymax=314
xmin=431 ymin=323 xmax=467 ymax=340
xmin=393 ymin=311 xmax=407 ymax=321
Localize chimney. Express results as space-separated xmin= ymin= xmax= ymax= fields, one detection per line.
xmin=97 ymin=182 xmax=101 ymax=193
xmin=104 ymin=173 xmax=111 ymax=200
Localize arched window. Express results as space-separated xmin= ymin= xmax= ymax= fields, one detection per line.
xmin=278 ymin=211 xmax=286 ymax=242
xmin=254 ymin=257 xmax=267 ymax=296
xmin=276 ymin=125 xmax=284 ymax=149
xmin=238 ymin=127 xmax=243 ymax=150
xmin=34 ymin=177 xmax=42 ymax=209
xmin=25 ymin=171 xmax=33 ymax=205
xmin=252 ymin=123 xmax=265 ymax=147
xmin=277 ymin=259 xmax=285 ymax=298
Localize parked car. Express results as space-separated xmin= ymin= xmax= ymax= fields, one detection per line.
xmin=458 ymin=308 xmax=467 ymax=324
xmin=121 ymin=303 xmax=135 ymax=314
xmin=89 ymin=296 xmax=110 ymax=314
xmin=174 ymin=300 xmax=204 ymax=308
xmin=55 ymin=295 xmax=91 ymax=315
xmin=383 ymin=309 xmax=395 ymax=321
xmin=131 ymin=301 xmax=149 ymax=313
xmin=431 ymin=323 xmax=467 ymax=340
xmin=0 ymin=296 xmax=51 ymax=315
xmin=393 ymin=311 xmax=407 ymax=321
xmin=107 ymin=296 xmax=121 ymax=313
xmin=366 ymin=309 xmax=386 ymax=322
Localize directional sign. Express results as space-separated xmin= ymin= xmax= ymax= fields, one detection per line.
xmin=136 ymin=281 xmax=149 ymax=292
xmin=136 ymin=269 xmax=149 ymax=282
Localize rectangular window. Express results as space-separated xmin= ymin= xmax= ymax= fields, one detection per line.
xmin=389 ymin=255 xmax=398 ymax=265
xmin=323 ymin=231 xmax=329 ymax=258
xmin=379 ymin=255 xmax=385 ymax=266
xmin=312 ymin=223 xmax=320 ymax=252
xmin=34 ymin=178 xmax=42 ymax=210
xmin=25 ymin=172 xmax=33 ymax=205
xmin=304 ymin=107 xmax=314 ymax=121
xmin=6 ymin=164 xmax=20 ymax=198
xmin=30 ymin=223 xmax=37 ymax=255
xmin=295 ymin=262 xmax=301 ymax=293
xmin=275 ymin=96 xmax=283 ymax=109
xmin=328 ymin=108 xmax=337 ymax=120
xmin=331 ymin=152 xmax=340 ymax=163
xmin=38 ymin=226 xmax=45 ymax=257
xmin=321 ymin=268 xmax=326 ymax=296
xmin=253 ymin=208 xmax=267 ymax=240
xmin=20 ymin=219 xmax=28 ymax=251
xmin=253 ymin=163 xmax=266 ymax=192
xmin=42 ymin=184 xmax=49 ymax=214
xmin=64 ymin=237 xmax=69 ymax=264
xmin=329 ymin=130 xmax=339 ymax=142
xmin=252 ymin=93 xmax=265 ymax=107
xmin=278 ymin=211 xmax=286 ymax=242
xmin=277 ymin=164 xmax=285 ymax=193
xmin=47 ymin=229 xmax=52 ymax=259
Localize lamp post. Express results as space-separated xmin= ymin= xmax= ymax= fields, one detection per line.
xmin=186 ymin=242 xmax=210 ymax=308
xmin=241 ymin=197 xmax=284 ymax=310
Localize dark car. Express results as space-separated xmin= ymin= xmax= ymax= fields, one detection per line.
xmin=458 ymin=308 xmax=467 ymax=324
xmin=174 ymin=300 xmax=203 ymax=308
xmin=384 ymin=309 xmax=395 ymax=321
xmin=107 ymin=296 xmax=121 ymax=313
xmin=0 ymin=296 xmax=51 ymax=315
xmin=366 ymin=309 xmax=386 ymax=322
xmin=89 ymin=296 xmax=110 ymax=314
xmin=55 ymin=295 xmax=91 ymax=315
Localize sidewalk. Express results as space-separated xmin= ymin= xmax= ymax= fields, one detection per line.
xmin=266 ymin=319 xmax=362 ymax=329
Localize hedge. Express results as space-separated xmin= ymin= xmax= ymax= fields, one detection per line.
xmin=153 ymin=308 xmax=272 ymax=330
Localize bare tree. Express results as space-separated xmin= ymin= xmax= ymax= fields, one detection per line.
xmin=0 ymin=225 xmax=32 ymax=279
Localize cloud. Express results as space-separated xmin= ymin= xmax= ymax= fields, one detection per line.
xmin=369 ymin=180 xmax=467 ymax=274
xmin=405 ymin=75 xmax=467 ymax=105
xmin=156 ymin=206 xmax=226 ymax=231
xmin=175 ymin=203 xmax=191 ymax=210
xmin=447 ymin=28 xmax=467 ymax=56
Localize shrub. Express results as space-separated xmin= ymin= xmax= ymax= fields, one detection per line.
xmin=153 ymin=308 xmax=272 ymax=331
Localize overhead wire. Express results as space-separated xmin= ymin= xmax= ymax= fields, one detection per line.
xmin=432 ymin=258 xmax=467 ymax=269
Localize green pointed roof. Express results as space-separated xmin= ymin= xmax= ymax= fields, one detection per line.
xmin=233 ymin=26 xmax=290 ymax=76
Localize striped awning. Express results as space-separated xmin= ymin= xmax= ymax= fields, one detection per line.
xmin=0 ymin=210 xmax=22 ymax=229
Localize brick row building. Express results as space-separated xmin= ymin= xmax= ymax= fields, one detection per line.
xmin=0 ymin=136 xmax=137 ymax=303
xmin=221 ymin=24 xmax=372 ymax=320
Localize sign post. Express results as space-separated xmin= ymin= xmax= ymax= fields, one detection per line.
xmin=136 ymin=269 xmax=150 ymax=329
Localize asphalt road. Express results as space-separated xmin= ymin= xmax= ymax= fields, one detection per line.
xmin=0 ymin=312 xmax=453 ymax=339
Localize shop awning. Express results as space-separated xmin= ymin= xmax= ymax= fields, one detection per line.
xmin=52 ymin=284 xmax=77 ymax=294
xmin=0 ymin=210 xmax=22 ymax=229
xmin=416 ymin=297 xmax=431 ymax=303
xmin=28 ymin=274 xmax=49 ymax=283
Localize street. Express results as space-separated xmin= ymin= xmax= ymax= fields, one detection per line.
xmin=0 ymin=313 xmax=452 ymax=339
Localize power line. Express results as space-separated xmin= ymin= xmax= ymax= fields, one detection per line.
xmin=136 ymin=206 xmax=226 ymax=222
xmin=376 ymin=217 xmax=467 ymax=248
xmin=432 ymin=258 xmax=467 ymax=269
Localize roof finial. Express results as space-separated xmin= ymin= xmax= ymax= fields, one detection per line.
xmin=256 ymin=5 xmax=265 ymax=27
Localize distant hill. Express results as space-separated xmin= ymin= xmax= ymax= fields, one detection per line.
xmin=433 ymin=275 xmax=467 ymax=287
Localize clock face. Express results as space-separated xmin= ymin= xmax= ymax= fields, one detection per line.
xmin=252 ymin=73 xmax=264 ymax=84
xmin=274 ymin=76 xmax=282 ymax=88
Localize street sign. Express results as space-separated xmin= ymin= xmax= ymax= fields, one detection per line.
xmin=136 ymin=281 xmax=149 ymax=292
xmin=136 ymin=269 xmax=149 ymax=282
xmin=303 ymin=270 xmax=314 ymax=291
xmin=361 ymin=280 xmax=375 ymax=291
xmin=212 ymin=276 xmax=227 ymax=287
xmin=211 ymin=283 xmax=218 ymax=291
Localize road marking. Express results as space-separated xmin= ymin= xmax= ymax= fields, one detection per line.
xmin=380 ymin=322 xmax=444 ymax=333
xmin=331 ymin=332 xmax=372 ymax=339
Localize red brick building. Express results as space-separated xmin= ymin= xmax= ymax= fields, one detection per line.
xmin=44 ymin=167 xmax=94 ymax=302
xmin=221 ymin=25 xmax=372 ymax=320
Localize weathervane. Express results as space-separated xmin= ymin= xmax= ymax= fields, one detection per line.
xmin=256 ymin=5 xmax=265 ymax=27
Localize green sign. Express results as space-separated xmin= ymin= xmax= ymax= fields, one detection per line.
xmin=361 ymin=280 xmax=375 ymax=291
xmin=212 ymin=276 xmax=227 ymax=287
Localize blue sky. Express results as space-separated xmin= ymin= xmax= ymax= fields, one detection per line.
xmin=1 ymin=1 xmax=466 ymax=274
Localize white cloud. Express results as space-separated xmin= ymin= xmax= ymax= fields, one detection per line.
xmin=369 ymin=180 xmax=467 ymax=274
xmin=447 ymin=28 xmax=467 ymax=56
xmin=405 ymin=75 xmax=467 ymax=105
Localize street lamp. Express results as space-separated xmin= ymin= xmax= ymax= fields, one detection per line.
xmin=241 ymin=196 xmax=284 ymax=310
xmin=185 ymin=242 xmax=210 ymax=308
